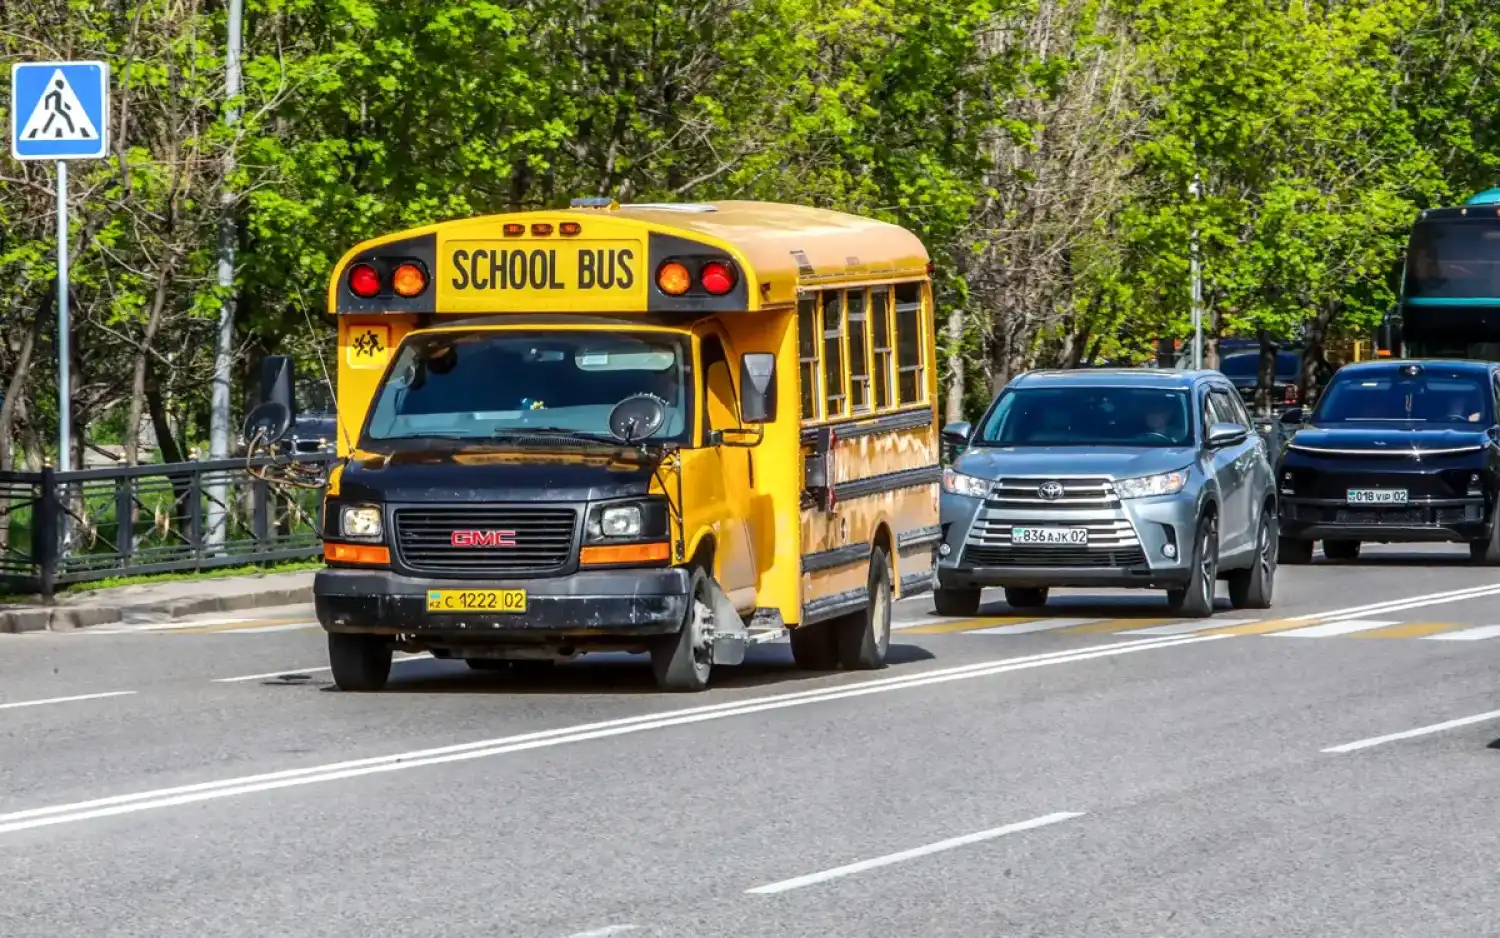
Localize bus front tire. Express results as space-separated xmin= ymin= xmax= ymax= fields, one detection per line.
xmin=651 ymin=568 xmax=713 ymax=692
xmin=835 ymin=547 xmax=892 ymax=670
xmin=328 ymin=632 xmax=392 ymax=692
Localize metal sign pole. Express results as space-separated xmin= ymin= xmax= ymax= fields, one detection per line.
xmin=56 ymin=158 xmax=70 ymax=474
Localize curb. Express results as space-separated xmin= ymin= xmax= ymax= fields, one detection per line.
xmin=0 ymin=584 xmax=313 ymax=634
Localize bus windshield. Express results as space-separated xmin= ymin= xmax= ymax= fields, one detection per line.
xmin=976 ymin=386 xmax=1193 ymax=447
xmin=1404 ymin=218 xmax=1500 ymax=301
xmin=363 ymin=330 xmax=691 ymax=444
xmin=1313 ymin=371 xmax=1491 ymax=425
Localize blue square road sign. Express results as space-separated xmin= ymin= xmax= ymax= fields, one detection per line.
xmin=11 ymin=60 xmax=110 ymax=161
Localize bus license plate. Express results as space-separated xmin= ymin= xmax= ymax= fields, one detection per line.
xmin=426 ymin=590 xmax=528 ymax=613
xmin=1012 ymin=527 xmax=1088 ymax=546
xmin=1346 ymin=489 xmax=1408 ymax=505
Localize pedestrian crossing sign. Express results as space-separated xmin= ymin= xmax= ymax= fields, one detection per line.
xmin=11 ymin=60 xmax=109 ymax=161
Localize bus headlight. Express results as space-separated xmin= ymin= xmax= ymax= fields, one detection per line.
xmin=585 ymin=499 xmax=669 ymax=542
xmin=340 ymin=505 xmax=383 ymax=539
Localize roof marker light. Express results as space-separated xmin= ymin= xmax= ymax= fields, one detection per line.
xmin=700 ymin=260 xmax=736 ymax=296
xmin=503 ymin=223 xmax=525 ymax=237
xmin=348 ymin=263 xmax=380 ymax=298
xmin=560 ymin=221 xmax=582 ymax=236
xmin=531 ymin=223 xmax=554 ymax=236
xmin=657 ymin=261 xmax=691 ymax=296
xmin=392 ymin=262 xmax=427 ymax=298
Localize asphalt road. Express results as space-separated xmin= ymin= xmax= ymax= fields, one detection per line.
xmin=4 ymin=543 xmax=1500 ymax=936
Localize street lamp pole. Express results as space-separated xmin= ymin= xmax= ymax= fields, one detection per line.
xmin=207 ymin=0 xmax=243 ymax=549
xmin=1189 ymin=174 xmax=1203 ymax=370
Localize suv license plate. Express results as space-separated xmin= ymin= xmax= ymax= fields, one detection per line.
xmin=1012 ymin=527 xmax=1088 ymax=546
xmin=426 ymin=589 xmax=528 ymax=613
xmin=1346 ymin=489 xmax=1408 ymax=505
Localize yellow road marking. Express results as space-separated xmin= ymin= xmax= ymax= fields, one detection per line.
xmin=900 ymin=617 xmax=1041 ymax=635
xmin=1057 ymin=618 xmax=1175 ymax=635
xmin=167 ymin=620 xmax=316 ymax=635
xmin=1201 ymin=618 xmax=1308 ymax=636
xmin=1352 ymin=621 xmax=1465 ymax=639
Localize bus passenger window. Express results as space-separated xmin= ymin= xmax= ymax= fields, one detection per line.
xmin=848 ymin=290 xmax=871 ymax=412
xmin=895 ymin=283 xmax=924 ymax=404
xmin=798 ymin=297 xmax=819 ymax=420
xmin=871 ymin=289 xmax=892 ymax=410
xmin=822 ymin=291 xmax=846 ymax=417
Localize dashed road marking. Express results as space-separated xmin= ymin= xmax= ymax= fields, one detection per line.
xmin=1269 ymin=619 xmax=1401 ymax=639
xmin=1421 ymin=624 xmax=1500 ymax=642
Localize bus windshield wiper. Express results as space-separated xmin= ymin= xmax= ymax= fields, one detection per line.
xmin=490 ymin=427 xmax=619 ymax=445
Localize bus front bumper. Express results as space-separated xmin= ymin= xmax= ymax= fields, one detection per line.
xmin=314 ymin=568 xmax=691 ymax=637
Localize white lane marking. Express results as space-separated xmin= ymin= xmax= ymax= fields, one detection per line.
xmin=1270 ymin=619 xmax=1400 ymax=639
xmin=745 ymin=811 xmax=1085 ymax=895
xmin=564 ymin=927 xmax=640 ymax=938
xmin=213 ymin=652 xmax=433 ymax=683
xmin=0 ymin=691 xmax=136 ymax=711
xmin=1286 ymin=583 xmax=1500 ymax=623
xmin=1125 ymin=620 xmax=1254 ymax=636
xmin=1324 ymin=708 xmax=1500 ymax=753
xmin=1422 ymin=624 xmax=1500 ymax=642
xmin=0 ymin=635 xmax=1221 ymax=835
xmin=893 ymin=616 xmax=969 ymax=630
xmin=968 ymin=618 xmax=1101 ymax=635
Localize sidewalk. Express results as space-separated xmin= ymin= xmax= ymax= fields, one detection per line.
xmin=0 ymin=571 xmax=316 ymax=633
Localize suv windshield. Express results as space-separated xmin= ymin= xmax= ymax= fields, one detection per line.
xmin=1313 ymin=370 xmax=1491 ymax=424
xmin=976 ymin=386 xmax=1193 ymax=447
xmin=363 ymin=329 xmax=690 ymax=444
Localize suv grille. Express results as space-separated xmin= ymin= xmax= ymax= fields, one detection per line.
xmin=985 ymin=477 xmax=1119 ymax=509
xmin=393 ymin=506 xmax=577 ymax=575
xmin=962 ymin=545 xmax=1148 ymax=568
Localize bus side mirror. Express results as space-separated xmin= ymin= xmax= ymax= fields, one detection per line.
xmin=259 ymin=355 xmax=298 ymax=418
xmin=739 ymin=353 xmax=777 ymax=424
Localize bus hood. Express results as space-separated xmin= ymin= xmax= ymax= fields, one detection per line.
xmin=1289 ymin=426 xmax=1490 ymax=455
xmin=339 ymin=445 xmax=663 ymax=503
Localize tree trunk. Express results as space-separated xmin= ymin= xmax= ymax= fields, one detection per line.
xmin=1301 ymin=301 xmax=1340 ymax=409
xmin=0 ymin=290 xmax=48 ymax=473
xmin=124 ymin=263 xmax=174 ymax=465
xmin=1254 ymin=328 xmax=1276 ymax=417
xmin=943 ymin=306 xmax=966 ymax=424
xmin=146 ymin=368 xmax=187 ymax=466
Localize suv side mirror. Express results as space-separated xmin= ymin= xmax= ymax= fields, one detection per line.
xmin=941 ymin=422 xmax=972 ymax=447
xmin=1207 ymin=422 xmax=1248 ymax=448
xmin=739 ymin=353 xmax=777 ymax=424
xmin=1279 ymin=406 xmax=1303 ymax=426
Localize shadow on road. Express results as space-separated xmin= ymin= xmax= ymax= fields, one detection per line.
xmin=311 ymin=641 xmax=938 ymax=696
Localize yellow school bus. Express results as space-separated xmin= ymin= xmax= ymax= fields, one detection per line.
xmin=288 ymin=198 xmax=938 ymax=692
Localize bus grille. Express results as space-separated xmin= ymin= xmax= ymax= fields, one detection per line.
xmin=393 ymin=506 xmax=578 ymax=575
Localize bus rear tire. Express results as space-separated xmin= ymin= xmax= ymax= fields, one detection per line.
xmin=328 ymin=632 xmax=392 ymax=692
xmin=651 ymin=568 xmax=713 ymax=692
xmin=835 ymin=546 xmax=892 ymax=670
xmin=790 ymin=622 xmax=839 ymax=670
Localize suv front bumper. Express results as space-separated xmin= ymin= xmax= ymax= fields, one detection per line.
xmin=314 ymin=567 xmax=691 ymax=637
xmin=936 ymin=489 xmax=1201 ymax=590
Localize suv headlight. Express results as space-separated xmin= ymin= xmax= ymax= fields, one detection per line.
xmin=585 ymin=499 xmax=669 ymax=542
xmin=942 ymin=467 xmax=991 ymax=498
xmin=340 ymin=504 xmax=383 ymax=539
xmin=1115 ymin=468 xmax=1189 ymax=499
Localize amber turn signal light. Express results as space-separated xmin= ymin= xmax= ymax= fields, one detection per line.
xmin=325 ymin=542 xmax=391 ymax=566
xmin=579 ymin=542 xmax=671 ymax=566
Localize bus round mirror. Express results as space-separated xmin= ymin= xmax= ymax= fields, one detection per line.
xmin=243 ymin=401 xmax=293 ymax=446
xmin=609 ymin=394 xmax=667 ymax=443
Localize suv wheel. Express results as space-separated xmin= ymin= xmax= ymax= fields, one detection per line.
xmin=1470 ymin=516 xmax=1500 ymax=565
xmin=933 ymin=587 xmax=982 ymax=617
xmin=1004 ymin=587 xmax=1048 ymax=610
xmin=1227 ymin=513 xmax=1276 ymax=609
xmin=1168 ymin=514 xmax=1218 ymax=619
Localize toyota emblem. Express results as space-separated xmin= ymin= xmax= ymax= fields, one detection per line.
xmin=1038 ymin=481 xmax=1065 ymax=500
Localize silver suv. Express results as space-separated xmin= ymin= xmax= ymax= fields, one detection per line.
xmin=935 ymin=369 xmax=1278 ymax=618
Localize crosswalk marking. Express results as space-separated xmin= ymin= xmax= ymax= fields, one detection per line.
xmin=898 ymin=617 xmax=1042 ymax=635
xmin=1353 ymin=621 xmax=1465 ymax=639
xmin=1202 ymin=619 xmax=1304 ymax=636
xmin=1421 ymin=624 xmax=1500 ymax=642
xmin=967 ymin=618 xmax=1101 ymax=635
xmin=1125 ymin=619 xmax=1257 ymax=636
xmin=1057 ymin=618 xmax=1174 ymax=635
xmin=1269 ymin=619 xmax=1401 ymax=638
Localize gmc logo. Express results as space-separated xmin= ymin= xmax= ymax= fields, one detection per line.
xmin=450 ymin=530 xmax=518 ymax=548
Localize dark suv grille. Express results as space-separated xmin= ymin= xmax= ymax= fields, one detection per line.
xmin=393 ymin=506 xmax=578 ymax=575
